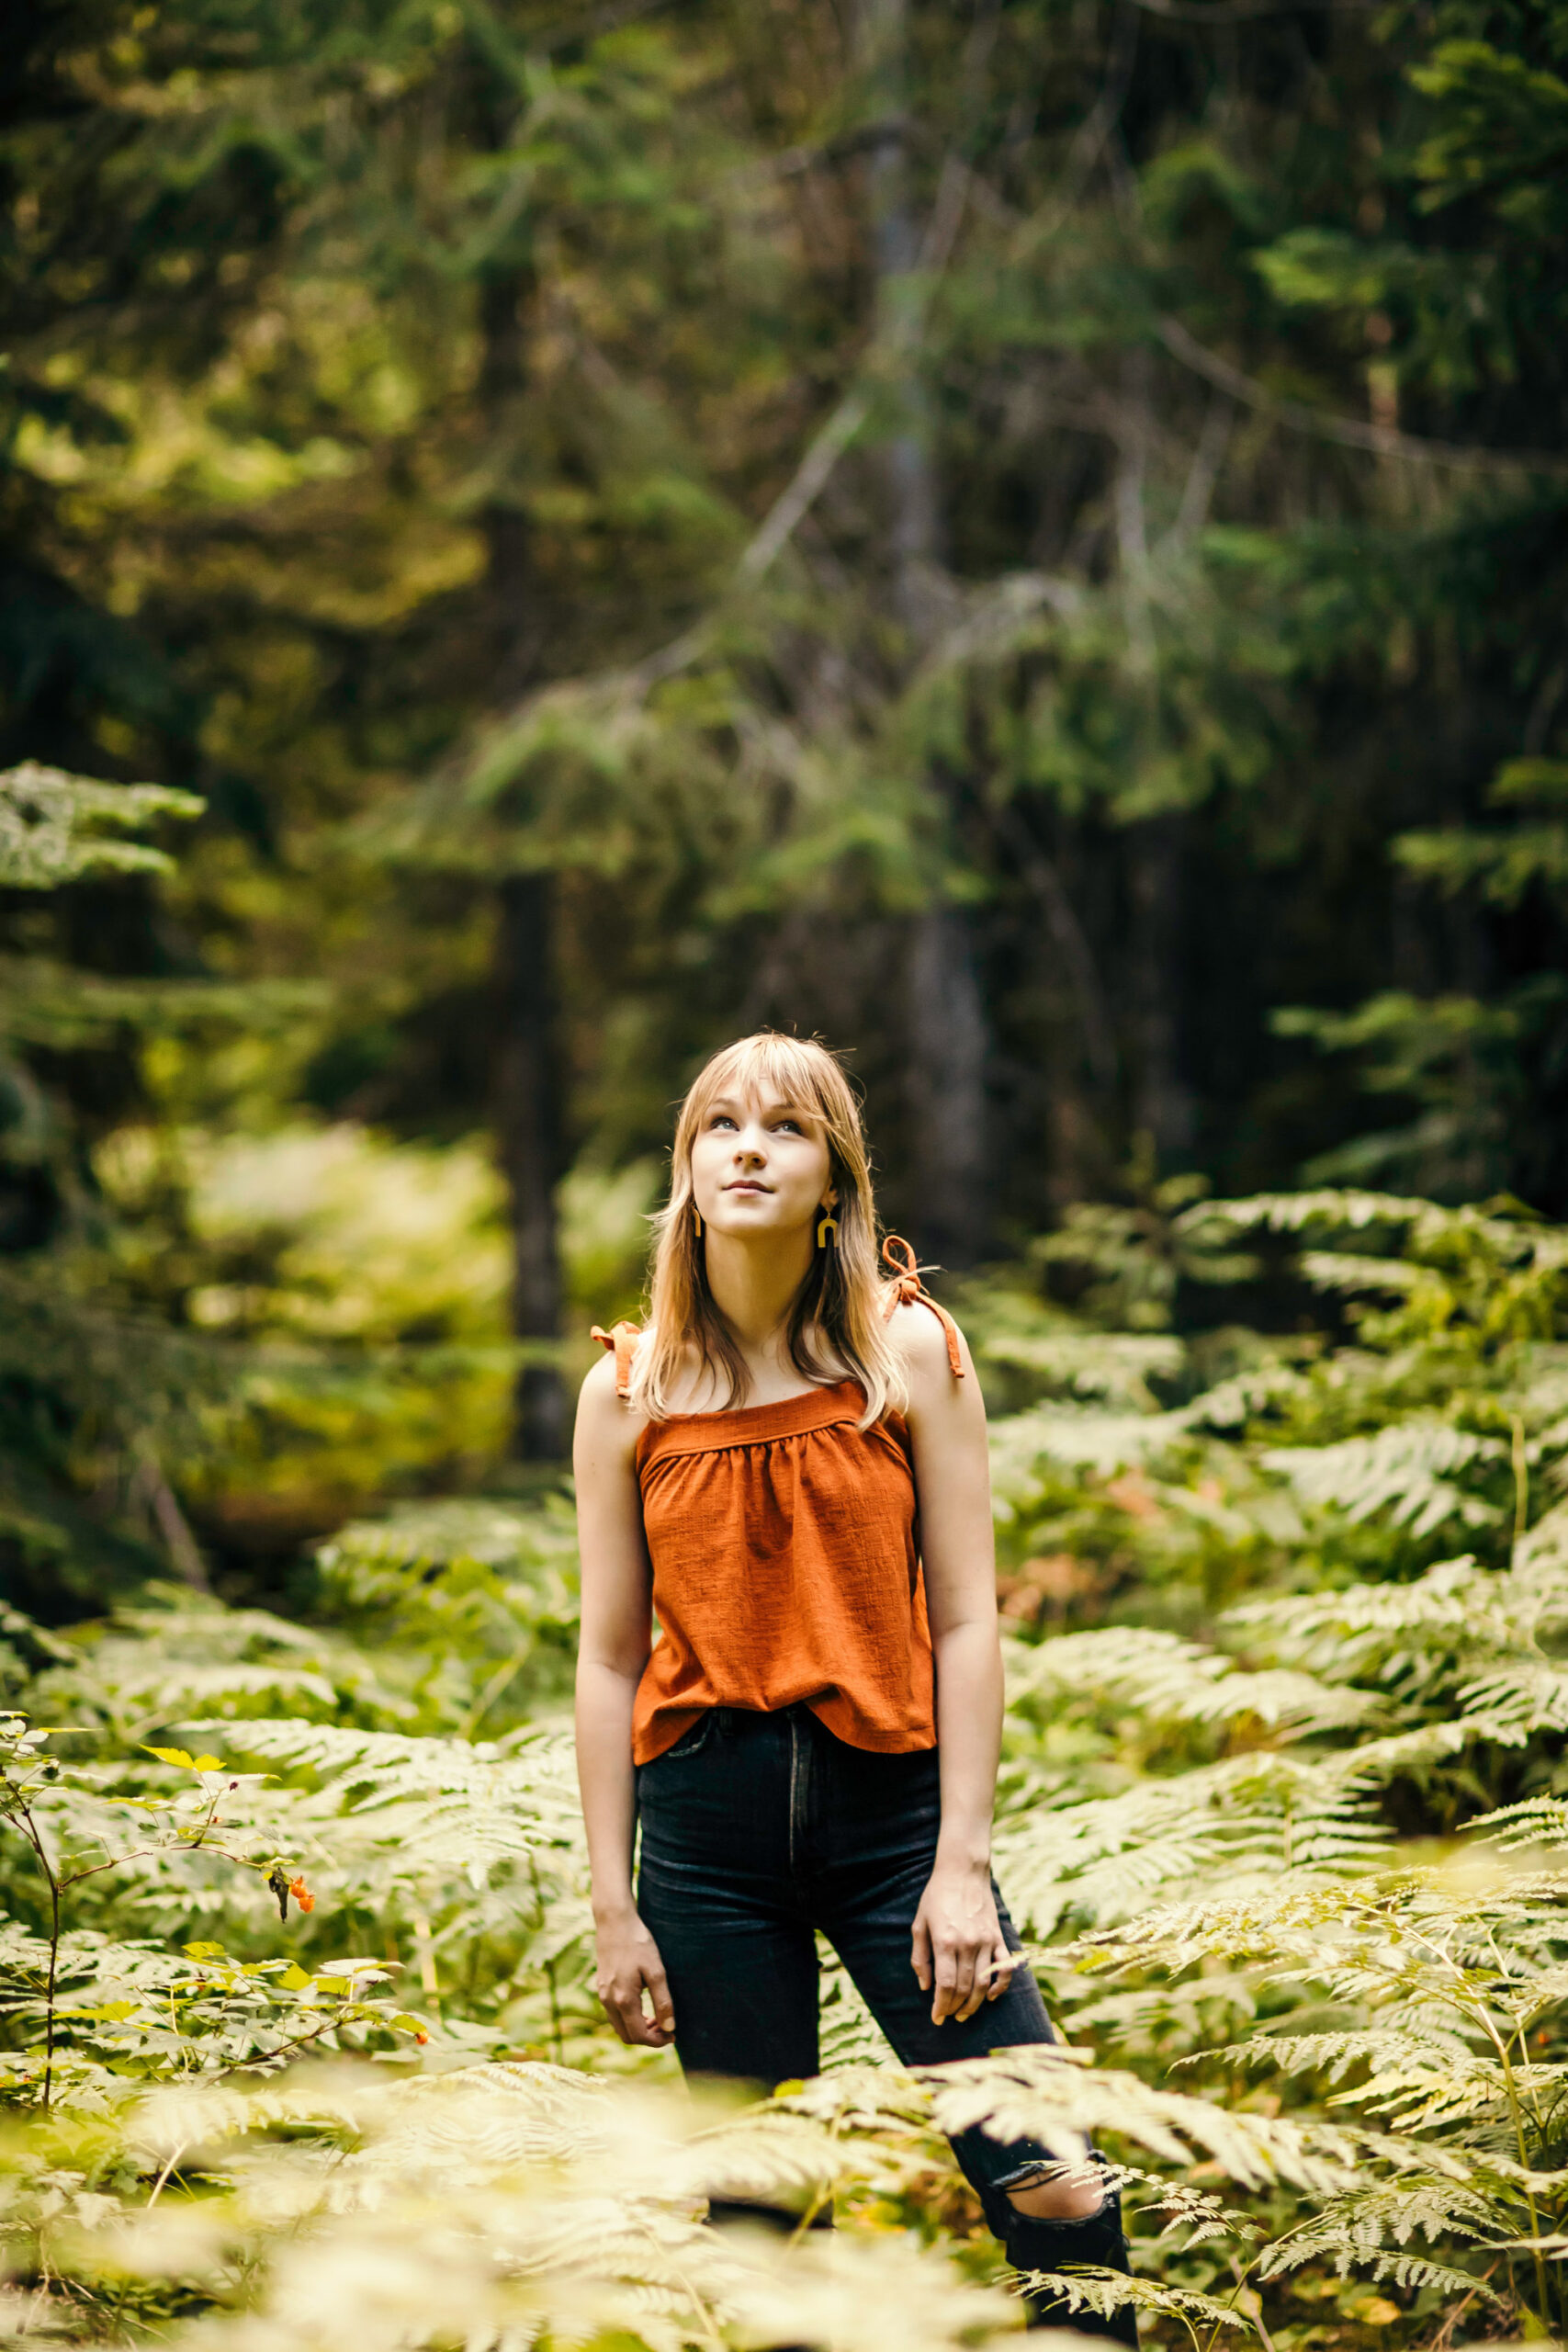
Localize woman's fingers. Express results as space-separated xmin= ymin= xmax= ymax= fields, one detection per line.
xmin=592 ymin=1918 xmax=676 ymax=2048
xmin=935 ymin=1936 xmax=1019 ymax=2024
xmin=603 ymin=1983 xmax=635 ymax=2042
xmin=913 ymin=1885 xmax=1016 ymax=2025
xmin=931 ymin=1938 xmax=959 ymax=2023
xmin=959 ymin=1941 xmax=1013 ymax=2019
xmin=954 ymin=1979 xmax=985 ymax=2022
xmin=932 ymin=1938 xmax=984 ymax=2024
xmin=598 ymin=1963 xmax=674 ymax=2046
xmin=987 ymin=1938 xmax=1018 ymax=2002
xmin=646 ymin=1962 xmax=675 ymax=2042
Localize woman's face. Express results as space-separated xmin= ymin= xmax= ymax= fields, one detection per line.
xmin=688 ymin=1089 xmax=836 ymax=1244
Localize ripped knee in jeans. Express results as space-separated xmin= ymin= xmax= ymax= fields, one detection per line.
xmin=1004 ymin=2159 xmax=1109 ymax=2222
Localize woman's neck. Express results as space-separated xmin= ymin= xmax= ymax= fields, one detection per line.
xmin=703 ymin=1227 xmax=815 ymax=1365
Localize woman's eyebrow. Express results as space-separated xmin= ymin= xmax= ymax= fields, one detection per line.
xmin=705 ymin=1093 xmax=817 ymax=1122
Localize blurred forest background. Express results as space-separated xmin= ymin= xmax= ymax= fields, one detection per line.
xmin=6 ymin=9 xmax=1568 ymax=2350
xmin=6 ymin=0 xmax=1567 ymax=1570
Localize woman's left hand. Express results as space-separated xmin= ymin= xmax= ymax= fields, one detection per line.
xmin=911 ymin=1860 xmax=1017 ymax=2025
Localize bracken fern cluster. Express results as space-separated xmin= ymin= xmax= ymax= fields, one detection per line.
xmin=2 ymin=1187 xmax=1568 ymax=2347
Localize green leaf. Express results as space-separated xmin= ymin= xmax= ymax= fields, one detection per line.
xmin=277 ymin=1962 xmax=312 ymax=1992
xmin=143 ymin=1746 xmax=196 ymax=1769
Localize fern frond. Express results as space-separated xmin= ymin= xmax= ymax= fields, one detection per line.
xmin=1203 ymin=2026 xmax=1478 ymax=2089
xmin=1173 ymin=1189 xmax=1438 ymax=1240
xmin=1252 ymin=2180 xmax=1506 ymax=2276
xmin=175 ymin=1717 xmax=587 ymax=1919
xmin=817 ymin=1944 xmax=896 ymax=2071
xmin=1470 ymin=1795 xmax=1568 ymax=1851
xmin=1298 ymin=1252 xmax=1425 ymax=1296
xmin=1225 ymin=1554 xmax=1517 ymax=1679
xmin=917 ymin=2048 xmax=1361 ymax=2192
xmin=1180 ymin=1362 xmax=1312 ymax=1433
xmin=1262 ymin=1424 xmax=1506 ymax=1537
xmin=981 ymin=1332 xmax=1185 ymax=1409
xmin=1130 ymin=2177 xmax=1262 ymax=2245
xmin=991 ymin=1405 xmax=1191 ymax=1515
xmin=1011 ymin=2267 xmax=1247 ymax=2332
xmin=1007 ymin=1627 xmax=1377 ymax=1737
xmin=997 ymin=1748 xmax=1388 ymax=1935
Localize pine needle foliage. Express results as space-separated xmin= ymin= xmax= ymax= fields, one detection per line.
xmin=0 ymin=765 xmax=201 ymax=892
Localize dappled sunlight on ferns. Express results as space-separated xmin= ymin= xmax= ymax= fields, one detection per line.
xmin=4 ymin=1188 xmax=1568 ymax=2343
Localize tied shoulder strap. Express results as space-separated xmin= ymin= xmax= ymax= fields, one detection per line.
xmin=880 ymin=1236 xmax=964 ymax=1379
xmin=590 ymin=1320 xmax=641 ymax=1401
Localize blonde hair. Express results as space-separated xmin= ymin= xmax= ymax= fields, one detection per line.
xmin=629 ymin=1033 xmax=907 ymax=1428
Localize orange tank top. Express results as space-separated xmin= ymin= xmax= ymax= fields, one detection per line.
xmin=592 ymin=1240 xmax=964 ymax=1767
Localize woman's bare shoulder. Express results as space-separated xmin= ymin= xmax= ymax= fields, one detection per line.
xmin=575 ymin=1351 xmax=648 ymax=1454
xmin=885 ymin=1294 xmax=968 ymax=1360
xmin=884 ymin=1295 xmax=978 ymax=1400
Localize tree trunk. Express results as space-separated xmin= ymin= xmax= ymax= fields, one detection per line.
xmin=905 ymin=904 xmax=989 ymax=1265
xmin=1115 ymin=356 xmax=1195 ymax=1170
xmin=494 ymin=868 xmax=568 ymax=1460
xmin=856 ymin=0 xmax=989 ymax=1267
xmin=479 ymin=247 xmax=566 ymax=1459
xmin=1126 ymin=814 xmax=1194 ymax=1163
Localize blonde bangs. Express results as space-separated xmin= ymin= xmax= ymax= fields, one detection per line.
xmin=629 ymin=1033 xmax=907 ymax=1428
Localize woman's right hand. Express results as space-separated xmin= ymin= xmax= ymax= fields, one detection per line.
xmin=593 ymin=1907 xmax=676 ymax=2047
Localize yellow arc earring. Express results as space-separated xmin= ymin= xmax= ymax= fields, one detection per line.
xmin=692 ymin=1203 xmax=704 ymax=1238
xmin=817 ymin=1207 xmax=839 ymax=1250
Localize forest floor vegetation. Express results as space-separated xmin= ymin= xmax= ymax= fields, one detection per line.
xmin=4 ymin=1169 xmax=1568 ymax=2351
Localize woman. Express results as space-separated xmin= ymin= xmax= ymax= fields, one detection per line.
xmin=573 ymin=1032 xmax=1135 ymax=2340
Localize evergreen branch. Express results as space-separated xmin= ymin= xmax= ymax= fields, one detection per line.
xmin=0 ymin=764 xmax=202 ymax=891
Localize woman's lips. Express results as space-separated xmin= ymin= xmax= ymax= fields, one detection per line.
xmin=724 ymin=1182 xmax=770 ymax=1194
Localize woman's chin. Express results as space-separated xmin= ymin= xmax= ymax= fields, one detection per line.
xmin=709 ymin=1210 xmax=805 ymax=1243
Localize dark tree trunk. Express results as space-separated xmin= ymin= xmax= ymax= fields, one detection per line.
xmin=1126 ymin=814 xmax=1195 ymax=1164
xmin=479 ymin=243 xmax=566 ymax=1458
xmin=905 ymin=904 xmax=989 ymax=1265
xmin=494 ymin=869 xmax=568 ymax=1460
xmin=1115 ymin=356 xmax=1194 ymax=1172
xmin=856 ymin=0 xmax=988 ymax=1267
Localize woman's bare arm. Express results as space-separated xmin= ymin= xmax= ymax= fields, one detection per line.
xmin=899 ymin=1306 xmax=1105 ymax=2219
xmin=896 ymin=1303 xmax=1014 ymax=2028
xmin=572 ymin=1355 xmax=674 ymax=2048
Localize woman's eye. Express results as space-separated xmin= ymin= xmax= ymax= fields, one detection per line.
xmin=709 ymin=1114 xmax=737 ymax=1130
xmin=773 ymin=1119 xmax=802 ymax=1134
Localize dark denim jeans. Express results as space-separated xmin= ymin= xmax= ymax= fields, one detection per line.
xmin=636 ymin=1702 xmax=1135 ymax=2342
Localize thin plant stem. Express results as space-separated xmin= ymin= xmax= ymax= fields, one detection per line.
xmin=146 ymin=2142 xmax=187 ymax=2208
xmin=1201 ymin=2208 xmax=1323 ymax=2352
xmin=1393 ymin=1915 xmax=1552 ymax=2329
xmin=15 ymin=1806 xmax=62 ymax=2115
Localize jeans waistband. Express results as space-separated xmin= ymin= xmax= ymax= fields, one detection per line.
xmin=707 ymin=1702 xmax=813 ymax=1737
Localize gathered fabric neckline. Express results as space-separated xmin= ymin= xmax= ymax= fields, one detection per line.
xmin=637 ymin=1377 xmax=883 ymax=1464
xmin=661 ymin=1374 xmax=860 ymax=1426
